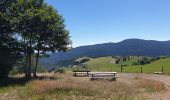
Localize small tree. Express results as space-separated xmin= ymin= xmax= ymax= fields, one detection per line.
xmin=31 ymin=5 xmax=71 ymax=77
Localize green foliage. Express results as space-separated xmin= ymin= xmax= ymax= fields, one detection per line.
xmin=0 ymin=53 xmax=16 ymax=78
xmin=79 ymin=58 xmax=90 ymax=63
xmin=74 ymin=57 xmax=90 ymax=65
xmin=0 ymin=0 xmax=23 ymax=78
xmin=14 ymin=0 xmax=71 ymax=77
xmin=0 ymin=0 xmax=71 ymax=78
xmin=40 ymin=53 xmax=50 ymax=58
xmin=36 ymin=65 xmax=48 ymax=73
xmin=132 ymin=57 xmax=161 ymax=65
xmin=54 ymin=69 xmax=65 ymax=74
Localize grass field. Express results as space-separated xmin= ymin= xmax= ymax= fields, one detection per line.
xmin=0 ymin=72 xmax=166 ymax=100
xmin=1 ymin=56 xmax=170 ymax=100
xmin=85 ymin=56 xmax=170 ymax=74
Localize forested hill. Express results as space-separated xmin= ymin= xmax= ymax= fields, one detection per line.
xmin=39 ymin=39 xmax=170 ymax=66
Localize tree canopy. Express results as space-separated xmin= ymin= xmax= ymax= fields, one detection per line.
xmin=0 ymin=0 xmax=71 ymax=78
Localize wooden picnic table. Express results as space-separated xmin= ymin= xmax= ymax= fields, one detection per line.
xmin=73 ymin=70 xmax=91 ymax=77
xmin=90 ymin=72 xmax=117 ymax=81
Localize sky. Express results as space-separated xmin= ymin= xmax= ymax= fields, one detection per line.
xmin=45 ymin=0 xmax=170 ymax=47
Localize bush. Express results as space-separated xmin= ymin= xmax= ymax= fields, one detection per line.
xmin=54 ymin=69 xmax=65 ymax=74
xmin=132 ymin=57 xmax=161 ymax=66
xmin=131 ymin=62 xmax=139 ymax=66
xmin=115 ymin=59 xmax=120 ymax=64
xmin=79 ymin=58 xmax=90 ymax=63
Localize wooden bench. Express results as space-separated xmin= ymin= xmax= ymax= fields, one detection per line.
xmin=90 ymin=72 xmax=117 ymax=81
xmin=154 ymin=72 xmax=164 ymax=74
xmin=73 ymin=70 xmax=90 ymax=77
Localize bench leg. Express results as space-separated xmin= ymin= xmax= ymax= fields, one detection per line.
xmin=73 ymin=72 xmax=76 ymax=77
xmin=90 ymin=78 xmax=94 ymax=81
xmin=111 ymin=77 xmax=116 ymax=81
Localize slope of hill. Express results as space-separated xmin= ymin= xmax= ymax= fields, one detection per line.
xmin=85 ymin=56 xmax=170 ymax=74
xmin=39 ymin=39 xmax=170 ymax=68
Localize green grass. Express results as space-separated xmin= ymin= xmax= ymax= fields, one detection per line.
xmin=86 ymin=56 xmax=120 ymax=72
xmin=85 ymin=56 xmax=170 ymax=74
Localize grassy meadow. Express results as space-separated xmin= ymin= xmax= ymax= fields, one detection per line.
xmin=84 ymin=56 xmax=170 ymax=74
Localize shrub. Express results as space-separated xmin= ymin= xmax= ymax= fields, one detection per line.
xmin=79 ymin=58 xmax=90 ymax=63
xmin=54 ymin=69 xmax=65 ymax=74
xmin=132 ymin=57 xmax=161 ymax=66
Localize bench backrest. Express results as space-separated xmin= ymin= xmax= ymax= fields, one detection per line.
xmin=73 ymin=70 xmax=90 ymax=72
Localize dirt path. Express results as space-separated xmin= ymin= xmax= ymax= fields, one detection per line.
xmin=118 ymin=73 xmax=170 ymax=100
xmin=118 ymin=73 xmax=170 ymax=86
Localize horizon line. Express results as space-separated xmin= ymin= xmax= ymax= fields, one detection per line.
xmin=73 ymin=38 xmax=170 ymax=48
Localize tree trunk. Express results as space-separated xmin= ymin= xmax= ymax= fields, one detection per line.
xmin=27 ymin=37 xmax=32 ymax=79
xmin=28 ymin=53 xmax=31 ymax=78
xmin=25 ymin=55 xmax=29 ymax=77
xmin=33 ymin=49 xmax=40 ymax=78
xmin=24 ymin=38 xmax=29 ymax=78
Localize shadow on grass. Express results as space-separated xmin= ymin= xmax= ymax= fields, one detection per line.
xmin=0 ymin=76 xmax=60 ymax=88
xmin=0 ymin=77 xmax=29 ymax=87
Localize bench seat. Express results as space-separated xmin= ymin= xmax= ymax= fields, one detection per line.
xmin=90 ymin=72 xmax=117 ymax=81
xmin=154 ymin=72 xmax=164 ymax=74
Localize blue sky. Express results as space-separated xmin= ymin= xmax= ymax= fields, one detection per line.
xmin=45 ymin=0 xmax=170 ymax=47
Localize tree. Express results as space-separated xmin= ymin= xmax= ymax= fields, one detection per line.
xmin=33 ymin=5 xmax=71 ymax=77
xmin=0 ymin=0 xmax=21 ymax=78
xmin=0 ymin=0 xmax=71 ymax=78
xmin=14 ymin=0 xmax=71 ymax=78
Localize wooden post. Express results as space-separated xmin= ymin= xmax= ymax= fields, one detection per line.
xmin=74 ymin=72 xmax=76 ymax=76
xmin=121 ymin=65 xmax=123 ymax=72
xmin=140 ymin=67 xmax=143 ymax=73
xmin=162 ymin=66 xmax=164 ymax=73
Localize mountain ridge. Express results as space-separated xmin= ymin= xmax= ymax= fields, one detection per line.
xmin=39 ymin=39 xmax=170 ymax=67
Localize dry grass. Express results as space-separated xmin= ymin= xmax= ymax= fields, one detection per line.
xmin=1 ymin=72 xmax=167 ymax=100
xmin=135 ymin=78 xmax=165 ymax=92
xmin=29 ymin=80 xmax=95 ymax=94
xmin=17 ymin=73 xmax=137 ymax=100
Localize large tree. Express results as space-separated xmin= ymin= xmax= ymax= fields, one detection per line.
xmin=0 ymin=0 xmax=71 ymax=78
xmin=0 ymin=0 xmax=21 ymax=78
xmin=14 ymin=0 xmax=71 ymax=78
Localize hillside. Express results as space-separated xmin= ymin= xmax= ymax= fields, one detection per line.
xmin=85 ymin=56 xmax=170 ymax=74
xmin=39 ymin=39 xmax=170 ymax=68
